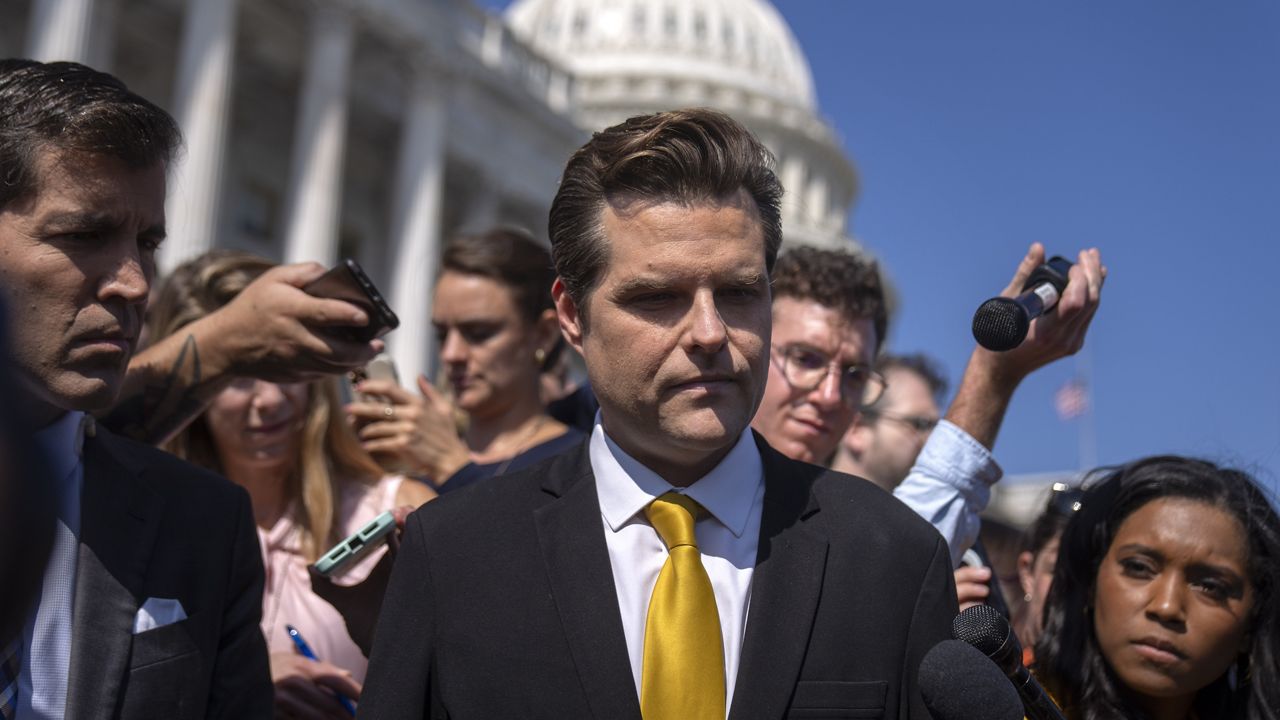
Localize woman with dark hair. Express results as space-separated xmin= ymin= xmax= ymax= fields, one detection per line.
xmin=1013 ymin=483 xmax=1084 ymax=658
xmin=1034 ymin=455 xmax=1280 ymax=720
xmin=349 ymin=228 xmax=584 ymax=493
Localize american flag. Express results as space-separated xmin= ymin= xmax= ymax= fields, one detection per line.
xmin=1055 ymin=377 xmax=1089 ymax=420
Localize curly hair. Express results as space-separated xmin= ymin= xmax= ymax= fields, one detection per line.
xmin=1035 ymin=456 xmax=1280 ymax=720
xmin=770 ymin=246 xmax=888 ymax=354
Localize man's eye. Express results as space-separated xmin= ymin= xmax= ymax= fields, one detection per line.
xmin=791 ymin=350 xmax=827 ymax=370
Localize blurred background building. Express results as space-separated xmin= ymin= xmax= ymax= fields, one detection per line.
xmin=0 ymin=0 xmax=860 ymax=384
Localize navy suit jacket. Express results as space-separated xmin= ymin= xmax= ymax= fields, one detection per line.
xmin=360 ymin=433 xmax=957 ymax=719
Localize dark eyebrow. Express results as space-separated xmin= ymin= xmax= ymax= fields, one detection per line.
xmin=39 ymin=210 xmax=121 ymax=233
xmin=608 ymin=276 xmax=672 ymax=298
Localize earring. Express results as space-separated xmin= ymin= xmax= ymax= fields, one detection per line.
xmin=534 ymin=348 xmax=546 ymax=366
xmin=1024 ymin=592 xmax=1033 ymax=603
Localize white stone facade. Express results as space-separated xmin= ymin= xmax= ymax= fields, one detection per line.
xmin=1 ymin=0 xmax=859 ymax=380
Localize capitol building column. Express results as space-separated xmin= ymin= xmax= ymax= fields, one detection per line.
xmin=387 ymin=66 xmax=449 ymax=386
xmin=161 ymin=0 xmax=240 ymax=273
xmin=25 ymin=0 xmax=95 ymax=62
xmin=282 ymin=4 xmax=355 ymax=265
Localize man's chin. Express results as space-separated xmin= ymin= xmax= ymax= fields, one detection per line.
xmin=40 ymin=371 xmax=123 ymax=413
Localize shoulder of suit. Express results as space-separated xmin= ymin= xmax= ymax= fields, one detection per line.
xmin=411 ymin=442 xmax=589 ymax=530
xmin=89 ymin=424 xmax=248 ymax=506
xmin=810 ymin=465 xmax=944 ymax=540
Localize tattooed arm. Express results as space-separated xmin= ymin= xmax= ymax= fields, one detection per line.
xmin=105 ymin=263 xmax=382 ymax=445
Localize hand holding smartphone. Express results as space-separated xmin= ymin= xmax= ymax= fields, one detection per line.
xmin=303 ymin=258 xmax=399 ymax=343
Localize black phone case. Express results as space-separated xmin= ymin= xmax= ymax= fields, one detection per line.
xmin=303 ymin=259 xmax=399 ymax=342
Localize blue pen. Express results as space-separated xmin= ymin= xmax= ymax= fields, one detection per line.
xmin=286 ymin=624 xmax=357 ymax=716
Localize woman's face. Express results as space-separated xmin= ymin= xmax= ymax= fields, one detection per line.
xmin=1092 ymin=497 xmax=1254 ymax=706
xmin=1018 ymin=534 xmax=1061 ymax=642
xmin=432 ymin=271 xmax=542 ymax=415
xmin=204 ymin=378 xmax=309 ymax=472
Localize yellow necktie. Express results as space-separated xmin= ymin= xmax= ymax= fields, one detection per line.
xmin=641 ymin=493 xmax=726 ymax=720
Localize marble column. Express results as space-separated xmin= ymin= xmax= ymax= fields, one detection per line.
xmin=779 ymin=154 xmax=806 ymax=225
xmin=160 ymin=0 xmax=239 ymax=274
xmin=282 ymin=6 xmax=355 ymax=265
xmin=25 ymin=0 xmax=95 ymax=62
xmin=387 ymin=68 xmax=448 ymax=386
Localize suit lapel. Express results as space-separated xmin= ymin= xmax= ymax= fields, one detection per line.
xmin=65 ymin=431 xmax=164 ymax=720
xmin=533 ymin=446 xmax=642 ymax=720
xmin=729 ymin=439 xmax=829 ymax=720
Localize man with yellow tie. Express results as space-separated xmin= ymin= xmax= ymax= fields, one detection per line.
xmin=361 ymin=108 xmax=957 ymax=719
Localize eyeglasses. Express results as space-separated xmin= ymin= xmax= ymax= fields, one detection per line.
xmin=859 ymin=407 xmax=939 ymax=434
xmin=771 ymin=344 xmax=887 ymax=408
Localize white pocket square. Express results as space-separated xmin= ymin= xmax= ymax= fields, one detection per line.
xmin=133 ymin=597 xmax=187 ymax=634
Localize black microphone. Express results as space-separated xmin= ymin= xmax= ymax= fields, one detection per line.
xmin=953 ymin=604 xmax=1066 ymax=720
xmin=972 ymin=255 xmax=1073 ymax=351
xmin=918 ymin=639 xmax=1023 ymax=720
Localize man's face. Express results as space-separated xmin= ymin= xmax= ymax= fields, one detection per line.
xmin=751 ymin=297 xmax=877 ymax=464
xmin=842 ymin=366 xmax=940 ymax=490
xmin=555 ymin=194 xmax=771 ymax=484
xmin=0 ymin=149 xmax=165 ymax=421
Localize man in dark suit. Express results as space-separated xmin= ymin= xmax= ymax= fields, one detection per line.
xmin=361 ymin=109 xmax=957 ymax=719
xmin=0 ymin=59 xmax=271 ymax=718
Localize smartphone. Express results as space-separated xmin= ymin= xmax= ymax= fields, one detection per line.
xmin=312 ymin=511 xmax=396 ymax=577
xmin=346 ymin=353 xmax=401 ymax=405
xmin=302 ymin=258 xmax=399 ymax=342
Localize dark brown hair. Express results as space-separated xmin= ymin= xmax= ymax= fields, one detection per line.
xmin=548 ymin=108 xmax=782 ymax=312
xmin=0 ymin=59 xmax=181 ymax=211
xmin=440 ymin=227 xmax=555 ymax=326
xmin=771 ymin=246 xmax=888 ymax=355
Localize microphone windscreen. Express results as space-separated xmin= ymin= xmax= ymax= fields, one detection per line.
xmin=972 ymin=297 xmax=1029 ymax=351
xmin=919 ymin=639 xmax=1023 ymax=720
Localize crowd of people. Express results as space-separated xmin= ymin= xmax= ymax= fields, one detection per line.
xmin=1 ymin=56 xmax=1276 ymax=720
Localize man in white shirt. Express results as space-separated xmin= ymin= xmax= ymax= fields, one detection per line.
xmin=362 ymin=108 xmax=957 ymax=719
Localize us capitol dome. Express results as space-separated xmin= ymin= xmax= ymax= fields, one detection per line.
xmin=506 ymin=0 xmax=860 ymax=250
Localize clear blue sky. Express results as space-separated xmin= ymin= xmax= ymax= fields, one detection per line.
xmin=482 ymin=0 xmax=1280 ymax=492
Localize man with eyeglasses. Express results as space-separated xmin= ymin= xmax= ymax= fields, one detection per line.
xmin=752 ymin=243 xmax=1105 ymax=570
xmin=749 ymin=246 xmax=888 ymax=466
xmin=832 ymin=353 xmax=946 ymax=492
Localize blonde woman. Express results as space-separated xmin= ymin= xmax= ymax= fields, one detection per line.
xmin=148 ymin=250 xmax=435 ymax=719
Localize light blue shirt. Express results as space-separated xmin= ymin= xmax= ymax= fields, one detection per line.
xmin=893 ymin=419 xmax=1002 ymax=568
xmin=18 ymin=411 xmax=87 ymax=720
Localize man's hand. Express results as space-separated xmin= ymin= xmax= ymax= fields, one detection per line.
xmin=202 ymin=262 xmax=382 ymax=381
xmin=112 ymin=262 xmax=381 ymax=445
xmin=347 ymin=375 xmax=471 ymax=484
xmin=946 ymin=243 xmax=1106 ymax=449
xmin=270 ymin=651 xmax=361 ymax=719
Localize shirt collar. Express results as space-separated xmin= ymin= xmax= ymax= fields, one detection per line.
xmin=591 ymin=413 xmax=763 ymax=538
xmin=34 ymin=411 xmax=92 ymax=480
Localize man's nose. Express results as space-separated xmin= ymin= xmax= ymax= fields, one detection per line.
xmin=807 ymin=365 xmax=844 ymax=410
xmin=685 ymin=291 xmax=727 ymax=353
xmin=99 ymin=243 xmax=151 ymax=304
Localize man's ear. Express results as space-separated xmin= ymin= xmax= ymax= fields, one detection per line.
xmin=552 ymin=277 xmax=585 ymax=356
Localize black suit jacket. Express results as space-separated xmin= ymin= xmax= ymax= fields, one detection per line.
xmin=64 ymin=427 xmax=272 ymax=719
xmin=360 ymin=434 xmax=957 ymax=719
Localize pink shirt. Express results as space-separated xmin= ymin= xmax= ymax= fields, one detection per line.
xmin=258 ymin=474 xmax=404 ymax=682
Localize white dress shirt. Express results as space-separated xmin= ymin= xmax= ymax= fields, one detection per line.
xmin=590 ymin=420 xmax=764 ymax=715
xmin=19 ymin=411 xmax=88 ymax=720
